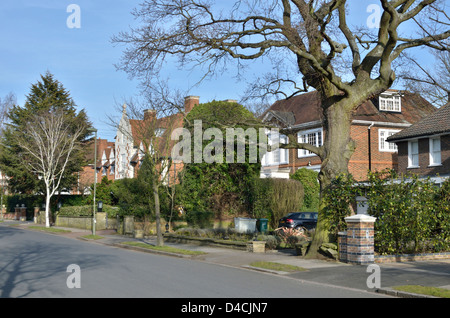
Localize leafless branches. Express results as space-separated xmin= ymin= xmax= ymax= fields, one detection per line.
xmin=113 ymin=0 xmax=449 ymax=105
xmin=17 ymin=110 xmax=85 ymax=227
xmin=0 ymin=92 xmax=16 ymax=138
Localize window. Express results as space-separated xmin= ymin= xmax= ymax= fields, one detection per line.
xmin=297 ymin=128 xmax=323 ymax=157
xmin=408 ymin=140 xmax=419 ymax=168
xmin=429 ymin=137 xmax=441 ymax=166
xmin=121 ymin=154 xmax=126 ymax=172
xmin=379 ymin=94 xmax=401 ymax=112
xmin=261 ymin=131 xmax=289 ymax=166
xmin=379 ymin=129 xmax=400 ymax=152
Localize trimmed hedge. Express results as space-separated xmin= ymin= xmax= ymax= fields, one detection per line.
xmin=58 ymin=205 xmax=119 ymax=218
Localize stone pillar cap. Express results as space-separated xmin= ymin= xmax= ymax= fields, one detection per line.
xmin=344 ymin=214 xmax=377 ymax=223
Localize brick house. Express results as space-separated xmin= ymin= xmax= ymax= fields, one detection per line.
xmin=114 ymin=96 xmax=199 ymax=184
xmin=261 ymin=89 xmax=436 ymax=181
xmin=76 ymin=138 xmax=115 ymax=194
xmin=387 ymin=102 xmax=450 ymax=185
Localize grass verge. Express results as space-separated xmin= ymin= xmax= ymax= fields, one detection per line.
xmin=28 ymin=226 xmax=71 ymax=233
xmin=393 ymin=285 xmax=450 ymax=298
xmin=249 ymin=261 xmax=307 ymax=272
xmin=82 ymin=234 xmax=104 ymax=240
xmin=120 ymin=241 xmax=207 ymax=256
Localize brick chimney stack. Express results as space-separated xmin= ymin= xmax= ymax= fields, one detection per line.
xmin=143 ymin=109 xmax=156 ymax=121
xmin=184 ymin=96 xmax=199 ymax=113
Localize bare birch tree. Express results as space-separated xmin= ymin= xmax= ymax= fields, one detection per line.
xmin=113 ymin=0 xmax=450 ymax=256
xmin=17 ymin=110 xmax=85 ymax=227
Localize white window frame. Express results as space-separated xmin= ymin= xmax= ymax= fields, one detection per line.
xmin=379 ymin=129 xmax=400 ymax=152
xmin=261 ymin=131 xmax=289 ymax=166
xmin=429 ymin=137 xmax=442 ymax=166
xmin=379 ymin=94 xmax=401 ymax=112
xmin=408 ymin=140 xmax=419 ymax=168
xmin=297 ymin=128 xmax=323 ymax=158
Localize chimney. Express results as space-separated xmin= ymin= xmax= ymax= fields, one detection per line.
xmin=143 ymin=109 xmax=156 ymax=121
xmin=184 ymin=96 xmax=199 ymax=113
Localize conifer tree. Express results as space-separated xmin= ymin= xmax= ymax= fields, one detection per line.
xmin=0 ymin=72 xmax=92 ymax=197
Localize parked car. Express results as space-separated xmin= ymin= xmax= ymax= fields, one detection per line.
xmin=278 ymin=212 xmax=318 ymax=230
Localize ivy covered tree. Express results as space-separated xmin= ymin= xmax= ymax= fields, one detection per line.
xmin=179 ymin=100 xmax=264 ymax=224
xmin=290 ymin=168 xmax=320 ymax=211
xmin=0 ymin=72 xmax=92 ymax=195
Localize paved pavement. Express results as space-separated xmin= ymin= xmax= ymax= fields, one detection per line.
xmin=3 ymin=220 xmax=450 ymax=298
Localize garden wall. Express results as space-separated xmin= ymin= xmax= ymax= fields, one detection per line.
xmin=54 ymin=212 xmax=118 ymax=230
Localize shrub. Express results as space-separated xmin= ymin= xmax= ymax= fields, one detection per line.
xmin=322 ymin=173 xmax=361 ymax=240
xmin=58 ymin=204 xmax=119 ymax=218
xmin=274 ymin=227 xmax=309 ymax=248
xmin=431 ymin=178 xmax=450 ymax=252
xmin=251 ymin=178 xmax=304 ymax=228
xmin=290 ymin=168 xmax=320 ymax=211
xmin=366 ymin=170 xmax=441 ymax=255
xmin=58 ymin=205 xmax=93 ymax=217
xmin=256 ymin=235 xmax=281 ymax=250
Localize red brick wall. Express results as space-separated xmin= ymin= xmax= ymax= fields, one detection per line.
xmin=397 ymin=134 xmax=450 ymax=177
xmin=277 ymin=124 xmax=400 ymax=181
xmin=349 ymin=124 xmax=398 ymax=181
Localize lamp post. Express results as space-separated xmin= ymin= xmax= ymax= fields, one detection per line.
xmin=88 ymin=128 xmax=98 ymax=236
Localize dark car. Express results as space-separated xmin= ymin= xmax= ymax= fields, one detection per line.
xmin=278 ymin=212 xmax=318 ymax=230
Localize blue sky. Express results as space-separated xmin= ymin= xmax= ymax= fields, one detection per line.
xmin=0 ymin=1 xmax=435 ymax=140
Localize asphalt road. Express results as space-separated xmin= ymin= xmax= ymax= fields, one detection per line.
xmin=0 ymin=226 xmax=388 ymax=299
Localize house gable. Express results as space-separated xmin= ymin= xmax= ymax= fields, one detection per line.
xmin=260 ymin=90 xmax=436 ymax=180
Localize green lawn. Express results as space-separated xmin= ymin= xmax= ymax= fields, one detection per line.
xmin=393 ymin=285 xmax=450 ymax=298
xmin=28 ymin=226 xmax=71 ymax=233
xmin=120 ymin=241 xmax=207 ymax=256
xmin=249 ymin=261 xmax=307 ymax=272
xmin=82 ymin=234 xmax=104 ymax=240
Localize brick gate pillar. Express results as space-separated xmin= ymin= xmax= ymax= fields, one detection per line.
xmin=344 ymin=214 xmax=376 ymax=265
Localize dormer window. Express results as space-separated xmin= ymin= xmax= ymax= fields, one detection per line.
xmin=379 ymin=92 xmax=401 ymax=112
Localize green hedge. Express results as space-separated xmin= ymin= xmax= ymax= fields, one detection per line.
xmin=58 ymin=205 xmax=119 ymax=218
xmin=251 ymin=178 xmax=304 ymax=229
xmin=323 ymin=170 xmax=450 ymax=255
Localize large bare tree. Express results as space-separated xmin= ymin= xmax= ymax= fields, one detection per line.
xmin=17 ymin=110 xmax=85 ymax=228
xmin=113 ymin=0 xmax=450 ymax=256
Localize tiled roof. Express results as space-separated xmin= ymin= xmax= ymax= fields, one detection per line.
xmin=264 ymin=90 xmax=436 ymax=128
xmin=387 ymin=102 xmax=450 ymax=142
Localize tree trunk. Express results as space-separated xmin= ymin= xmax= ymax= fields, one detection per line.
xmin=45 ymin=190 xmax=51 ymax=228
xmin=153 ymin=178 xmax=164 ymax=246
xmin=306 ymin=102 xmax=355 ymax=258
